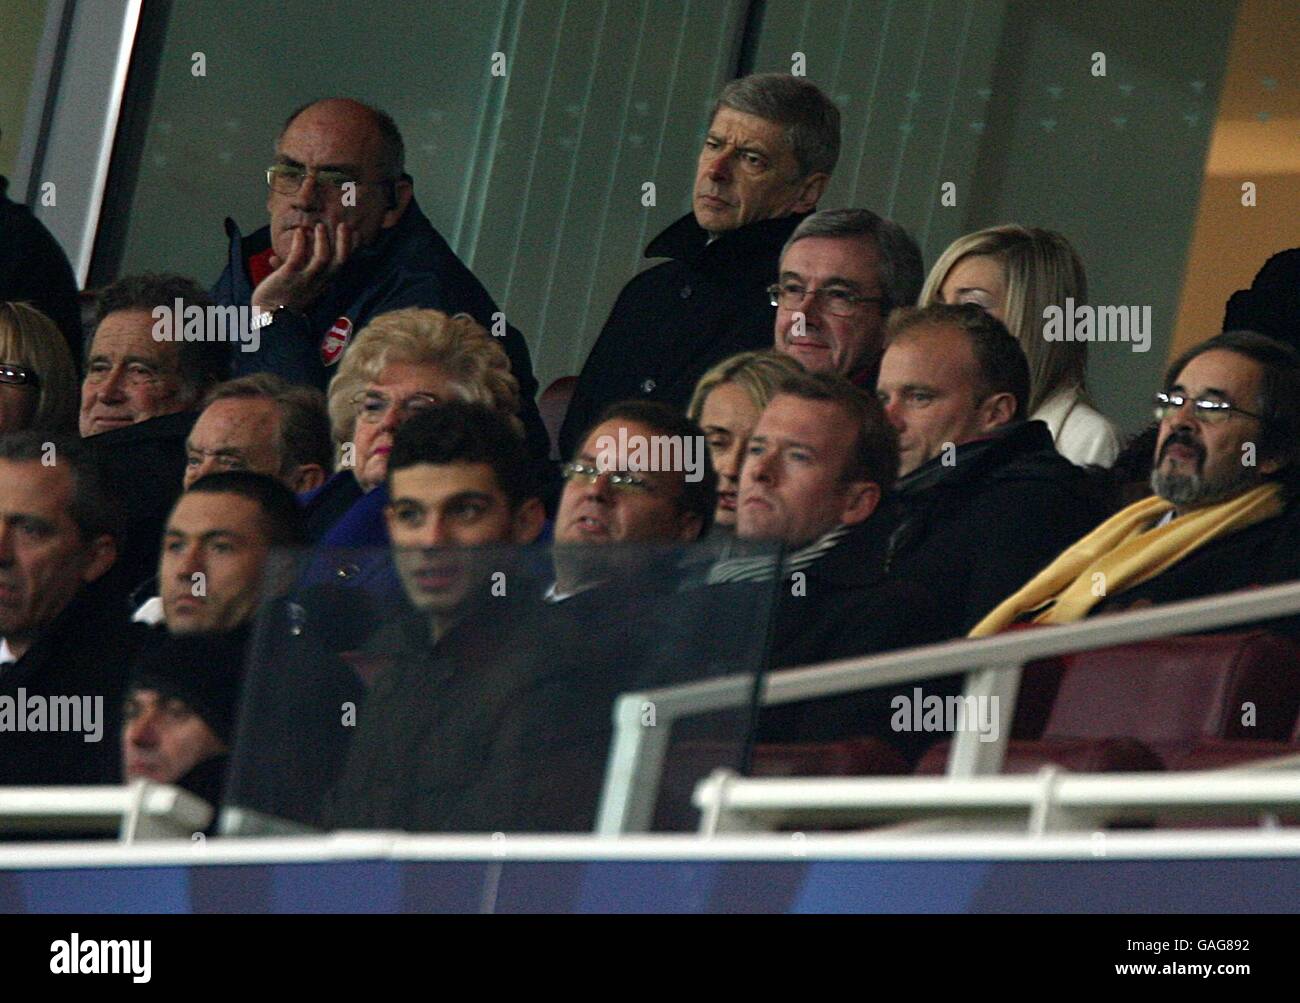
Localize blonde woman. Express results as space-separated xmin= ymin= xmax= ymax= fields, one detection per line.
xmin=688 ymin=350 xmax=805 ymax=530
xmin=920 ymin=225 xmax=1120 ymax=467
xmin=0 ymin=301 xmax=79 ymax=434
xmin=305 ymin=307 xmax=521 ymax=544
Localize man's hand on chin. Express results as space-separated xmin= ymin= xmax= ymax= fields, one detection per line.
xmin=252 ymin=221 xmax=354 ymax=316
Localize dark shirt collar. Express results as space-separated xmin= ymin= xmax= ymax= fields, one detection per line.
xmin=895 ymin=420 xmax=1052 ymax=497
xmin=645 ymin=210 xmax=810 ymax=266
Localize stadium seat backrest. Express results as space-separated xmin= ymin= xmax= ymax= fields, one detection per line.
xmin=1043 ymin=630 xmax=1300 ymax=743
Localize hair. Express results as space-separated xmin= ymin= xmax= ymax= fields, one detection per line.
xmin=280 ymin=98 xmax=406 ymax=192
xmin=771 ymin=370 xmax=899 ymax=492
xmin=687 ymin=350 xmax=805 ymax=424
xmin=714 ymin=73 xmax=841 ymax=179
xmin=0 ymin=302 xmax=79 ymax=432
xmin=581 ymin=400 xmax=717 ymax=532
xmin=781 ymin=208 xmax=925 ymax=315
xmin=919 ymin=225 xmax=1088 ymax=415
xmin=886 ymin=303 xmax=1030 ymax=420
xmin=326 ymin=308 xmax=521 ymax=466
xmin=0 ymin=431 xmax=123 ymax=545
xmin=203 ymin=373 xmax=332 ymax=479
xmin=184 ymin=471 xmax=307 ymax=548
xmin=1164 ymin=330 xmax=1300 ymax=494
xmin=90 ymin=273 xmax=229 ymax=398
xmin=388 ymin=401 xmax=537 ymax=508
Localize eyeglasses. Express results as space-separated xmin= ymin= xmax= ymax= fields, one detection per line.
xmin=768 ymin=282 xmax=885 ymax=317
xmin=266 ymin=163 xmax=392 ymax=196
xmin=1153 ymin=391 xmax=1263 ymax=424
xmin=354 ymin=391 xmax=444 ymax=425
xmin=0 ymin=363 xmax=38 ymax=388
xmin=561 ymin=461 xmax=654 ymax=493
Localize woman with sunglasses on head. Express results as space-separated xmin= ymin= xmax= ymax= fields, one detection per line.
xmin=0 ymin=301 xmax=79 ymax=435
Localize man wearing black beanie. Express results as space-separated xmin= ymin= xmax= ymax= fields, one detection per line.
xmin=121 ymin=629 xmax=248 ymax=810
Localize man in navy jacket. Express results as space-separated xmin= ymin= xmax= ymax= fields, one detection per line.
xmin=212 ymin=98 xmax=548 ymax=462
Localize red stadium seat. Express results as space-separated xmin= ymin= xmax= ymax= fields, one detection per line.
xmin=750 ymin=737 xmax=909 ymax=777
xmin=916 ymin=631 xmax=1300 ymax=775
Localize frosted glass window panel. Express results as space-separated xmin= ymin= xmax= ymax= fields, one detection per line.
xmin=0 ymin=0 xmax=52 ymax=182
xmin=119 ymin=0 xmax=509 ymax=289
xmin=751 ymin=0 xmax=1235 ymax=435
xmin=114 ymin=0 xmax=748 ymax=395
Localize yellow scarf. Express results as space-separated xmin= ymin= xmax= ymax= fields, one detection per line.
xmin=969 ymin=482 xmax=1284 ymax=637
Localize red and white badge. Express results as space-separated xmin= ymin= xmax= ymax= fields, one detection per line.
xmin=320 ymin=316 xmax=353 ymax=366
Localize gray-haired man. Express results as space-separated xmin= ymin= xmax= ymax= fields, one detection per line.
xmin=559 ymin=73 xmax=841 ymax=457
xmin=772 ymin=207 xmax=924 ymax=389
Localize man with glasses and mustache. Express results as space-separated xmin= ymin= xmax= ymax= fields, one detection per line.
xmin=973 ymin=330 xmax=1300 ymax=636
xmin=212 ymin=98 xmax=548 ymax=463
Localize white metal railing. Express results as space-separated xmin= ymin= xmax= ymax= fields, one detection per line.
xmin=595 ymin=579 xmax=1300 ymax=835
xmin=0 ymin=782 xmax=212 ymax=842
xmin=692 ymin=756 xmax=1300 ymax=835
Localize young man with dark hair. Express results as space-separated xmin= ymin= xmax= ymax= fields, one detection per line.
xmin=383 ymin=403 xmax=546 ymax=635
xmin=138 ymin=471 xmax=306 ymax=632
xmin=874 ymin=303 xmax=1107 ymax=636
xmin=326 ymin=402 xmax=614 ymax=833
xmin=0 ymin=432 xmax=147 ymax=785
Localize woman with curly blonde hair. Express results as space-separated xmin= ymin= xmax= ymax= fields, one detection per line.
xmin=305 ymin=307 xmax=522 ymax=541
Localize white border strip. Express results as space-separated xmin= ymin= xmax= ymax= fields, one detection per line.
xmin=2 ymin=829 xmax=1300 ymax=870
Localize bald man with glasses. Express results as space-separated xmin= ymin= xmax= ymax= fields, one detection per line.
xmin=212 ymin=97 xmax=549 ymax=463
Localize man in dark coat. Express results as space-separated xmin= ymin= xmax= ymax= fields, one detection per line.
xmin=324 ymin=402 xmax=619 ymax=832
xmin=722 ymin=371 xmax=952 ymax=763
xmin=79 ymin=274 xmax=229 ymax=602
xmin=972 ymin=331 xmax=1300 ymax=639
xmin=0 ymin=167 xmax=83 ymax=358
xmin=121 ymin=629 xmax=249 ymax=816
xmin=558 ymin=74 xmax=841 ymax=457
xmin=875 ymin=304 xmax=1109 ymax=637
xmin=212 ymin=97 xmax=548 ymax=463
xmin=0 ymin=432 xmax=146 ymax=786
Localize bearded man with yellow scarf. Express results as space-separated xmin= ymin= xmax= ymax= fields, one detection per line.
xmin=972 ymin=331 xmax=1300 ymax=637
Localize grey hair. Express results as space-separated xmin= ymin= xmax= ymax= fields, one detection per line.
xmin=714 ymin=73 xmax=841 ymax=179
xmin=781 ymin=208 xmax=925 ymax=314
